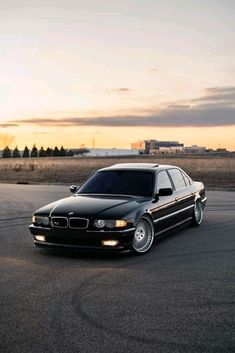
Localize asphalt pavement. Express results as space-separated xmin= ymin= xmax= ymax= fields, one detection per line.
xmin=0 ymin=184 xmax=234 ymax=353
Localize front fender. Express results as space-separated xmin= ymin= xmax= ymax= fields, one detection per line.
xmin=126 ymin=207 xmax=154 ymax=227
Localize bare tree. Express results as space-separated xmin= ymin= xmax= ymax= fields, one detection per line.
xmin=0 ymin=134 xmax=15 ymax=149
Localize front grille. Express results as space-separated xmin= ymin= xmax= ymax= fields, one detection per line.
xmin=51 ymin=217 xmax=68 ymax=228
xmin=69 ymin=217 xmax=89 ymax=229
xmin=51 ymin=216 xmax=89 ymax=229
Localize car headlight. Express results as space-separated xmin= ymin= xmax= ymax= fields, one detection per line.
xmin=105 ymin=220 xmax=116 ymax=228
xmin=94 ymin=219 xmax=127 ymax=229
xmin=32 ymin=215 xmax=50 ymax=226
xmin=94 ymin=219 xmax=106 ymax=228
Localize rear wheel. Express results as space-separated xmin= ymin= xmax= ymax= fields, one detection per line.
xmin=192 ymin=199 xmax=203 ymax=226
xmin=132 ymin=216 xmax=154 ymax=254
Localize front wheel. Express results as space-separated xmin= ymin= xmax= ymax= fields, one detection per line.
xmin=132 ymin=216 xmax=154 ymax=255
xmin=192 ymin=199 xmax=203 ymax=226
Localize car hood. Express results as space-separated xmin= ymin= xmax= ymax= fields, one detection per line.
xmin=36 ymin=194 xmax=149 ymax=219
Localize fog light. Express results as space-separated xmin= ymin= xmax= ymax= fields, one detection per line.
xmin=35 ymin=235 xmax=46 ymax=242
xmin=102 ymin=240 xmax=119 ymax=247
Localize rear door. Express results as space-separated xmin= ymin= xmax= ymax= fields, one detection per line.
xmin=167 ymin=168 xmax=194 ymax=222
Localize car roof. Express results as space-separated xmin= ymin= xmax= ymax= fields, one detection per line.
xmin=99 ymin=163 xmax=179 ymax=172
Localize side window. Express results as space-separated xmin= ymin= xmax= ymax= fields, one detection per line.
xmin=156 ymin=170 xmax=172 ymax=192
xmin=181 ymin=172 xmax=191 ymax=186
xmin=168 ymin=169 xmax=186 ymax=190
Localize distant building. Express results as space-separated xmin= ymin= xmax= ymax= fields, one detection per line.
xmin=216 ymin=148 xmax=227 ymax=152
xmin=144 ymin=140 xmax=184 ymax=154
xmin=131 ymin=140 xmax=145 ymax=151
xmin=159 ymin=146 xmax=184 ymax=153
xmin=184 ymin=145 xmax=207 ymax=153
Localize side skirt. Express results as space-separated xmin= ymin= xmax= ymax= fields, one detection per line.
xmin=155 ymin=217 xmax=193 ymax=237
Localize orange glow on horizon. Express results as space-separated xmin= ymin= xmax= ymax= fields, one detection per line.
xmin=1 ymin=125 xmax=234 ymax=151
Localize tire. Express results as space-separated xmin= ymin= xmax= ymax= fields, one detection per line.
xmin=192 ymin=199 xmax=203 ymax=226
xmin=132 ymin=216 xmax=155 ymax=254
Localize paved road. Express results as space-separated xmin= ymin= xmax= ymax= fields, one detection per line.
xmin=0 ymin=184 xmax=234 ymax=353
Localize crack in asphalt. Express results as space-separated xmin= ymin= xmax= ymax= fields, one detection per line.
xmin=69 ymin=271 xmax=232 ymax=351
xmin=0 ymin=216 xmax=31 ymax=222
xmin=0 ymin=222 xmax=29 ymax=229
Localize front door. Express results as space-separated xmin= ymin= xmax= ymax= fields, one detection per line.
xmin=151 ymin=170 xmax=178 ymax=234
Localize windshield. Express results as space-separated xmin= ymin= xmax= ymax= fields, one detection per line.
xmin=78 ymin=170 xmax=154 ymax=197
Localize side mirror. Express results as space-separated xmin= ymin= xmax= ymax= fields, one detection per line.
xmin=69 ymin=185 xmax=78 ymax=194
xmin=158 ymin=188 xmax=173 ymax=196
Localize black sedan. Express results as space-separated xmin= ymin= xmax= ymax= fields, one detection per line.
xmin=29 ymin=163 xmax=207 ymax=254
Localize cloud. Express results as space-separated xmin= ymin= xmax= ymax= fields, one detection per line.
xmin=150 ymin=67 xmax=158 ymax=72
xmin=109 ymin=88 xmax=132 ymax=93
xmin=0 ymin=123 xmax=18 ymax=128
xmin=206 ymin=87 xmax=235 ymax=94
xmin=9 ymin=86 xmax=235 ymax=128
xmin=191 ymin=86 xmax=235 ymax=103
xmin=13 ymin=106 xmax=235 ymax=128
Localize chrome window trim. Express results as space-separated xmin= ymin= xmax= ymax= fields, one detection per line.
xmin=51 ymin=216 xmax=68 ymax=228
xmin=154 ymin=204 xmax=194 ymax=223
xmin=181 ymin=171 xmax=191 ymax=186
xmin=69 ymin=217 xmax=89 ymax=229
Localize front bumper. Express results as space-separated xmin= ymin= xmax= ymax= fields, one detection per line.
xmin=29 ymin=224 xmax=135 ymax=251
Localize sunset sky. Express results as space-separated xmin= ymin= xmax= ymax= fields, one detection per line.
xmin=0 ymin=0 xmax=235 ymax=150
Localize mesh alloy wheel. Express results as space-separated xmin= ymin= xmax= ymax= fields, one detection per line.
xmin=192 ymin=199 xmax=203 ymax=226
xmin=132 ymin=216 xmax=154 ymax=254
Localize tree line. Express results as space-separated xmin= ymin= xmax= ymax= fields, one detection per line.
xmin=2 ymin=145 xmax=76 ymax=158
